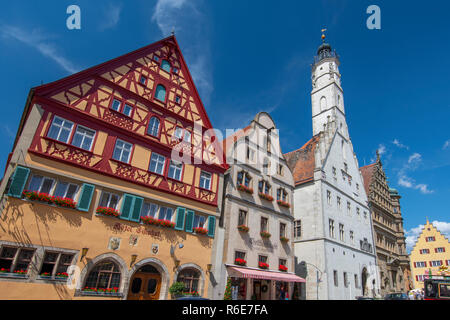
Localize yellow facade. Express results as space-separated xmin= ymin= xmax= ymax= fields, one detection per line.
xmin=409 ymin=220 xmax=450 ymax=289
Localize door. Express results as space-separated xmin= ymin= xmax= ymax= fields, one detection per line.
xmin=253 ymin=281 xmax=261 ymax=300
xmin=128 ymin=272 xmax=161 ymax=300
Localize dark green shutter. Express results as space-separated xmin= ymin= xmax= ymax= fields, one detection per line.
xmin=77 ymin=184 xmax=95 ymax=212
xmin=207 ymin=216 xmax=216 ymax=238
xmin=185 ymin=210 xmax=195 ymax=233
xmin=129 ymin=196 xmax=143 ymax=222
xmin=120 ymin=194 xmax=134 ymax=220
xmin=7 ymin=166 xmax=30 ymax=198
xmin=174 ymin=207 xmax=186 ymax=230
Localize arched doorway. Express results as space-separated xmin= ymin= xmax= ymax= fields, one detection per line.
xmin=128 ymin=264 xmax=162 ymax=300
xmin=361 ymin=268 xmax=368 ymax=296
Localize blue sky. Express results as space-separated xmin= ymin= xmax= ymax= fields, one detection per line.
xmin=0 ymin=0 xmax=449 ymax=251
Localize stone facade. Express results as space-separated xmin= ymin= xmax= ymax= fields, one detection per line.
xmin=360 ymin=154 xmax=412 ymax=296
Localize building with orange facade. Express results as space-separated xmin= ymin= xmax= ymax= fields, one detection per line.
xmin=0 ymin=35 xmax=228 ymax=300
xmin=409 ymin=220 xmax=450 ymax=290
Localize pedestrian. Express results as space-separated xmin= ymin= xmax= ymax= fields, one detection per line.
xmin=279 ymin=285 xmax=286 ymax=300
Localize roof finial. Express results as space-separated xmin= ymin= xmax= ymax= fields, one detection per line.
xmin=171 ymin=27 xmax=175 ymax=36
xmin=321 ymin=28 xmax=327 ymax=43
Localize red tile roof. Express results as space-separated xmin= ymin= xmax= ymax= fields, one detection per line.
xmin=284 ymin=135 xmax=320 ymax=186
xmin=360 ymin=162 xmax=376 ymax=196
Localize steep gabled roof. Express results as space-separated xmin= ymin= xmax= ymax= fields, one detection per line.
xmin=360 ymin=162 xmax=376 ymax=196
xmin=284 ymin=134 xmax=320 ymax=186
xmin=221 ymin=125 xmax=252 ymax=157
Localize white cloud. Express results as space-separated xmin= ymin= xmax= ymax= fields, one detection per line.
xmin=152 ymin=0 xmax=213 ymax=104
xmin=378 ymin=144 xmax=386 ymax=156
xmin=99 ymin=3 xmax=122 ymax=31
xmin=397 ymin=152 xmax=433 ymax=194
xmin=405 ymin=220 xmax=450 ymax=253
xmin=0 ymin=25 xmax=78 ymax=74
xmin=392 ymin=139 xmax=409 ymax=150
xmin=408 ymin=152 xmax=422 ymax=165
xmin=443 ymin=140 xmax=450 ymax=150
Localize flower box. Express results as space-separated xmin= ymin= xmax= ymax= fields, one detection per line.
xmin=237 ymin=225 xmax=249 ymax=233
xmin=260 ymin=231 xmax=271 ymax=239
xmin=193 ymin=227 xmax=208 ymax=235
xmin=277 ymin=200 xmax=291 ymax=208
xmin=280 ymin=236 xmax=290 ymax=243
xmin=0 ymin=268 xmax=10 ymax=274
xmin=258 ymin=192 xmax=274 ymax=202
xmin=56 ymin=272 xmax=69 ymax=278
xmin=279 ymin=265 xmax=288 ymax=272
xmin=82 ymin=287 xmax=119 ymax=294
xmin=52 ymin=197 xmax=77 ymax=209
xmin=235 ymin=258 xmax=247 ymax=266
xmin=13 ymin=269 xmax=28 ymax=275
xmin=39 ymin=272 xmax=51 ymax=278
xmin=159 ymin=220 xmax=175 ymax=228
xmin=183 ymin=291 xmax=200 ymax=297
xmin=141 ymin=216 xmax=160 ymax=226
xmin=22 ymin=190 xmax=78 ymax=209
xmin=258 ymin=262 xmax=269 ymax=269
xmin=237 ymin=184 xmax=253 ymax=194
xmin=96 ymin=207 xmax=120 ymax=217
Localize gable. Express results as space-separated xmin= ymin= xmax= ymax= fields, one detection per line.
xmin=284 ymin=135 xmax=319 ymax=186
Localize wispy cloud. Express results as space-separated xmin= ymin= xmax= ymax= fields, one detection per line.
xmin=397 ymin=152 xmax=434 ymax=194
xmin=405 ymin=220 xmax=450 ymax=253
xmin=443 ymin=140 xmax=450 ymax=150
xmin=99 ymin=3 xmax=122 ymax=31
xmin=0 ymin=25 xmax=78 ymax=74
xmin=392 ymin=139 xmax=409 ymax=150
xmin=152 ymin=0 xmax=213 ymax=104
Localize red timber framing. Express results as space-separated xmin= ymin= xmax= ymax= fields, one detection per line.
xmin=20 ymin=35 xmax=227 ymax=207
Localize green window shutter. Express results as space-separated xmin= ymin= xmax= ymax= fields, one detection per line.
xmin=174 ymin=207 xmax=186 ymax=230
xmin=7 ymin=166 xmax=30 ymax=198
xmin=120 ymin=194 xmax=134 ymax=220
xmin=77 ymin=184 xmax=95 ymax=212
xmin=129 ymin=196 xmax=143 ymax=223
xmin=207 ymin=216 xmax=216 ymax=238
xmin=185 ymin=210 xmax=195 ymax=233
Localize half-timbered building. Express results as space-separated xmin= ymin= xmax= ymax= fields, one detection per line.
xmin=0 ymin=35 xmax=227 ymax=300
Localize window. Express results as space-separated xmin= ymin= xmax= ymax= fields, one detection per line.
xmin=48 ymin=116 xmax=74 ymax=143
xmin=354 ymin=274 xmax=359 ymax=288
xmin=235 ymin=251 xmax=246 ymax=261
xmin=277 ymin=188 xmax=288 ymax=202
xmin=155 ymin=84 xmax=166 ymax=102
xmin=112 ymin=139 xmax=133 ymax=163
xmin=246 ymin=147 xmax=255 ymax=161
xmin=237 ymin=171 xmax=252 ymax=188
xmin=279 ymin=259 xmax=287 ymax=267
xmin=110 ymin=99 xmax=133 ymax=117
xmin=139 ymin=75 xmax=147 ymax=85
xmin=347 ymin=202 xmax=351 ymax=216
xmin=258 ymin=255 xmax=268 ymax=264
xmin=53 ymin=181 xmax=78 ymax=200
xmin=0 ymin=246 xmax=35 ymax=274
xmin=161 ymin=60 xmax=171 ymax=73
xmin=193 ymin=215 xmax=206 ymax=229
xmin=72 ymin=126 xmax=95 ymax=151
xmin=334 ymin=270 xmax=338 ymax=287
xmin=280 ymin=223 xmax=286 ymax=238
xmin=337 ymin=196 xmax=341 ymax=210
xmin=238 ymin=210 xmax=247 ymax=226
xmin=430 ymin=260 xmax=443 ymax=267
xmin=329 ymin=219 xmax=335 ymax=238
xmin=173 ymin=67 xmax=179 ymax=74
xmin=153 ymin=55 xmax=160 ymax=62
xmin=168 ymin=161 xmax=183 ymax=181
xmin=420 ymin=249 xmax=430 ymax=254
xmin=261 ymin=217 xmax=268 ymax=233
xmin=84 ymin=260 xmax=121 ymax=291
xmin=147 ymin=117 xmax=160 ymax=137
xmin=258 ymin=180 xmax=271 ymax=195
xmin=173 ymin=127 xmax=191 ymax=143
xmin=141 ymin=202 xmax=159 ymax=218
xmin=356 ymin=208 xmax=360 ymax=219
xmin=39 ymin=252 xmax=74 ymax=277
xmin=332 ymin=167 xmax=337 ymax=177
xmin=262 ymin=158 xmax=270 ymax=175
xmin=123 ymin=104 xmax=133 ymax=117
xmin=149 ymin=152 xmax=166 ymax=175
xmin=426 ymin=237 xmax=435 ymax=242
xmin=158 ymin=207 xmax=173 ymax=221
xmin=99 ymin=191 xmax=120 ymax=209
xmin=417 ymin=275 xmax=425 ymax=282
xmin=435 ymin=247 xmax=446 ymax=253
xmin=356 ymin=183 xmax=360 ymax=191
xmin=327 ymin=190 xmax=331 ymax=205
xmin=277 ymin=164 xmax=283 ymax=176
xmin=28 ymin=175 xmax=55 ymax=194
xmin=177 ymin=268 xmax=200 ymax=293
xmin=344 ymin=272 xmax=348 ymax=288
xmin=294 ymin=220 xmax=302 ymax=239
xmin=339 ymin=224 xmax=345 ymax=242
xmin=350 ymin=231 xmax=354 ymax=244
xmin=199 ymin=171 xmax=211 ymax=190
xmin=111 ymin=99 xmax=121 ymax=112
xmin=415 ymin=261 xmax=426 ymax=268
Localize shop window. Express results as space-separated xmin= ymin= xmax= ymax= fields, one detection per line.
xmin=177 ymin=268 xmax=200 ymax=293
xmin=84 ymin=260 xmax=121 ymax=291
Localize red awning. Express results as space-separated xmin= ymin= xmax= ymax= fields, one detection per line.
xmin=228 ymin=266 xmax=306 ymax=283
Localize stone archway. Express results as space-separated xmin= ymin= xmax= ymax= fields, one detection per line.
xmin=124 ymin=258 xmax=170 ymax=300
xmin=173 ymin=263 xmax=206 ymax=297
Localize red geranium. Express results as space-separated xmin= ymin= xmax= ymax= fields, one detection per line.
xmin=279 ymin=265 xmax=288 ymax=272
xmin=96 ymin=207 xmax=120 ymax=217
xmin=235 ymin=258 xmax=247 ymax=266
xmin=193 ymin=227 xmax=208 ymax=235
xmin=258 ymin=262 xmax=269 ymax=269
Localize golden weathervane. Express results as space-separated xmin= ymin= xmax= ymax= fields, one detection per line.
xmin=321 ymin=28 xmax=327 ymax=42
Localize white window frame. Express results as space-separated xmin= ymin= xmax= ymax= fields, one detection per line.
xmin=99 ymin=191 xmax=120 ymax=210
xmin=149 ymin=152 xmax=166 ymax=175
xmin=28 ymin=175 xmax=55 ymax=194
xmin=158 ymin=206 xmax=174 ymax=221
xmin=53 ymin=181 xmax=79 ymax=200
xmin=193 ymin=214 xmax=206 ymax=229
xmin=72 ymin=125 xmax=96 ymax=151
xmin=112 ymin=139 xmax=133 ymax=163
xmin=199 ymin=171 xmax=212 ymax=190
xmin=48 ymin=116 xmax=74 ymax=144
xmin=168 ymin=161 xmax=183 ymax=181
xmin=141 ymin=202 xmax=159 ymax=218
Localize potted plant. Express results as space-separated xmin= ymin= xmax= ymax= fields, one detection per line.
xmin=260 ymin=231 xmax=271 ymax=239
xmin=280 ymin=236 xmax=290 ymax=243
xmin=13 ymin=269 xmax=27 ymax=276
xmin=279 ymin=265 xmax=288 ymax=272
xmin=40 ymin=272 xmax=52 ymax=278
xmin=52 ymin=197 xmax=77 ymax=209
xmin=237 ymin=225 xmax=249 ymax=233
xmin=159 ymin=220 xmax=175 ymax=228
xmin=56 ymin=272 xmax=69 ymax=279
xmin=258 ymin=262 xmax=269 ymax=270
xmin=258 ymin=192 xmax=274 ymax=202
xmin=237 ymin=184 xmax=253 ymax=194
xmin=0 ymin=268 xmax=10 ymax=273
xmin=193 ymin=227 xmax=208 ymax=235
xmin=277 ymin=200 xmax=291 ymax=208
xmin=235 ymin=258 xmax=247 ymax=266
xmin=141 ymin=216 xmax=159 ymax=226
xmin=96 ymin=206 xmax=120 ymax=217
xmin=169 ymin=282 xmax=185 ymax=299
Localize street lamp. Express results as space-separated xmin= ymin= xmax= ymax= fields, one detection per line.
xmin=300 ymin=261 xmax=323 ymax=300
